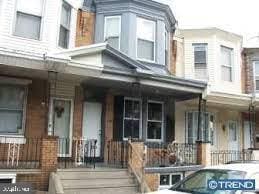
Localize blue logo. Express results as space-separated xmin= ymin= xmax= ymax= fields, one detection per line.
xmin=208 ymin=179 xmax=255 ymax=191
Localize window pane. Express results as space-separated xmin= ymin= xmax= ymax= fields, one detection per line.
xmin=0 ymin=85 xmax=25 ymax=109
xmin=221 ymin=46 xmax=232 ymax=67
xmin=160 ymin=175 xmax=170 ymax=185
xmin=256 ymin=80 xmax=259 ymax=91
xmin=171 ymin=174 xmax=181 ymax=185
xmin=107 ymin=37 xmax=119 ymax=50
xmin=194 ymin=51 xmax=206 ymax=64
xmin=59 ymin=26 xmax=69 ymax=48
xmin=222 ymin=66 xmax=232 ymax=81
xmin=254 ymin=61 xmax=259 ymax=75
xmin=229 ymin=122 xmax=237 ymax=141
xmin=147 ymin=122 xmax=162 ymax=140
xmin=124 ymin=120 xmax=139 ymax=139
xmin=195 ymin=66 xmax=207 ymax=80
xmin=17 ymin=0 xmax=43 ymax=16
xmin=0 ymin=110 xmax=22 ymax=133
xmin=148 ymin=102 xmax=162 ymax=121
xmin=124 ymin=100 xmax=140 ymax=119
xmin=61 ymin=2 xmax=71 ymax=28
xmin=14 ymin=12 xmax=41 ymax=40
xmin=137 ymin=18 xmax=155 ymax=41
xmin=105 ymin=17 xmax=120 ymax=37
xmin=137 ymin=39 xmax=154 ymax=61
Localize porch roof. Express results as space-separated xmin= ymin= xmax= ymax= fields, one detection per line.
xmin=53 ymin=43 xmax=207 ymax=100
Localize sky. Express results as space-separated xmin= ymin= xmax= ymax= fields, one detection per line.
xmin=157 ymin=0 xmax=259 ymax=42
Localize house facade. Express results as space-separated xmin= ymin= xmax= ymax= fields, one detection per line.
xmin=0 ymin=0 xmax=209 ymax=192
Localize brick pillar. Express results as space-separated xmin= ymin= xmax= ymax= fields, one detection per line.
xmin=40 ymin=136 xmax=58 ymax=190
xmin=144 ymin=173 xmax=159 ymax=191
xmin=197 ymin=141 xmax=211 ymax=166
xmin=104 ymin=93 xmax=114 ymax=162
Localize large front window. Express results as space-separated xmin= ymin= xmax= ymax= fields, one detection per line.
xmin=147 ymin=101 xmax=163 ymax=141
xmin=186 ymin=112 xmax=215 ymax=144
xmin=137 ymin=17 xmax=156 ymax=62
xmin=59 ymin=1 xmax=71 ymax=49
xmin=104 ymin=16 xmax=121 ymax=50
xmin=193 ymin=43 xmax=208 ymax=80
xmin=0 ymin=85 xmax=26 ymax=135
xmin=14 ymin=0 xmax=43 ymax=40
xmin=123 ymin=98 xmax=141 ymax=139
xmin=221 ymin=46 xmax=233 ymax=82
xmin=254 ymin=61 xmax=259 ymax=91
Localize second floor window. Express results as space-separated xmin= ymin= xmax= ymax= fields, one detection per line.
xmin=14 ymin=0 xmax=43 ymax=40
xmin=137 ymin=17 xmax=156 ymax=62
xmin=193 ymin=43 xmax=207 ymax=79
xmin=221 ymin=46 xmax=233 ymax=82
xmin=254 ymin=61 xmax=259 ymax=91
xmin=59 ymin=1 xmax=71 ymax=49
xmin=104 ymin=16 xmax=121 ymax=50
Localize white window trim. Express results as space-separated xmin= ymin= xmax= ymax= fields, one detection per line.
xmin=159 ymin=173 xmax=183 ymax=190
xmin=253 ymin=61 xmax=259 ymax=92
xmin=185 ymin=111 xmax=215 ymax=144
xmin=146 ymin=100 xmax=164 ymax=142
xmin=12 ymin=0 xmax=45 ymax=41
xmin=0 ymin=174 xmax=16 ymax=183
xmin=123 ymin=97 xmax=142 ymax=141
xmin=136 ymin=17 xmax=156 ymax=63
xmin=0 ymin=82 xmax=28 ymax=138
xmin=57 ymin=0 xmax=72 ymax=49
xmin=104 ymin=15 xmax=121 ymax=50
xmin=221 ymin=45 xmax=234 ymax=82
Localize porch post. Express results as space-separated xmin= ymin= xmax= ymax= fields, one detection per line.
xmin=196 ymin=141 xmax=211 ymax=166
xmin=197 ymin=94 xmax=202 ymax=141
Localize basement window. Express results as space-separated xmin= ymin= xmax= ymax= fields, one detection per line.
xmin=0 ymin=174 xmax=16 ymax=183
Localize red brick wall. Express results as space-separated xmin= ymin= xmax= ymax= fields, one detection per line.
xmin=75 ymin=10 xmax=95 ymax=47
xmin=242 ymin=50 xmax=254 ymax=94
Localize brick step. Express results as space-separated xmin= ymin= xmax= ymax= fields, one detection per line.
xmin=62 ymin=178 xmax=136 ymax=188
xmin=64 ymin=186 xmax=140 ymax=194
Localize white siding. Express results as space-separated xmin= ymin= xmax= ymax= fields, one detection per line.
xmin=0 ymin=0 xmax=78 ymax=56
xmin=180 ymin=29 xmax=243 ymax=94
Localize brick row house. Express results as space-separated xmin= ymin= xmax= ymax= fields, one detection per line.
xmin=0 ymin=0 xmax=258 ymax=193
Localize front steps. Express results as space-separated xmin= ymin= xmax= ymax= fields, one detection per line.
xmin=56 ymin=168 xmax=140 ymax=194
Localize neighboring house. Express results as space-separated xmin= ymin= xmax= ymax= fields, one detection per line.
xmin=243 ymin=36 xmax=259 ymax=149
xmin=174 ymin=28 xmax=255 ymax=162
xmin=0 ymin=0 xmax=209 ymax=192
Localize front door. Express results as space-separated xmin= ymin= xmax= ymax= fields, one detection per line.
xmin=228 ymin=121 xmax=239 ymax=151
xmin=49 ymin=98 xmax=73 ymax=157
xmin=82 ymin=102 xmax=102 ymax=157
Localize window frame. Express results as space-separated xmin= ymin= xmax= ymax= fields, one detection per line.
xmin=221 ymin=45 xmax=234 ymax=82
xmin=253 ymin=61 xmax=259 ymax=92
xmin=159 ymin=173 xmax=183 ymax=190
xmin=58 ymin=0 xmax=72 ymax=49
xmin=122 ymin=97 xmax=142 ymax=141
xmin=185 ymin=111 xmax=215 ymax=144
xmin=13 ymin=0 xmax=45 ymax=40
xmin=193 ymin=43 xmax=208 ymax=79
xmin=0 ymin=84 xmax=28 ymax=136
xmin=136 ymin=17 xmax=156 ymax=63
xmin=146 ymin=100 xmax=164 ymax=142
xmin=104 ymin=15 xmax=121 ymax=50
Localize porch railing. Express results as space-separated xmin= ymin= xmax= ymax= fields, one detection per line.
xmin=107 ymin=140 xmax=129 ymax=168
xmin=145 ymin=142 xmax=198 ymax=167
xmin=211 ymin=149 xmax=254 ymax=165
xmin=0 ymin=138 xmax=41 ymax=169
xmin=57 ymin=138 xmax=97 ymax=168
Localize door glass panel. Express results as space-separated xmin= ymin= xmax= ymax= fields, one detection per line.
xmin=229 ymin=122 xmax=237 ymax=141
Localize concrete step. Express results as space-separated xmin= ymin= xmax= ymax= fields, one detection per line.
xmin=62 ymin=178 xmax=136 ymax=188
xmin=64 ymin=186 xmax=140 ymax=194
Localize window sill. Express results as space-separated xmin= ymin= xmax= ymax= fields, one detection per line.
xmin=0 ymin=135 xmax=26 ymax=144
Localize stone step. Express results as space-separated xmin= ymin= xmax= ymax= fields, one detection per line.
xmin=64 ymin=186 xmax=140 ymax=194
xmin=58 ymin=167 xmax=128 ymax=172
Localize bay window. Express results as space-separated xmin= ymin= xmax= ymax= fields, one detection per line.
xmin=221 ymin=46 xmax=233 ymax=82
xmin=186 ymin=112 xmax=215 ymax=144
xmin=147 ymin=101 xmax=163 ymax=141
xmin=123 ymin=98 xmax=141 ymax=139
xmin=0 ymin=85 xmax=27 ymax=135
xmin=137 ymin=17 xmax=156 ymax=62
xmin=254 ymin=61 xmax=259 ymax=91
xmin=14 ymin=0 xmax=43 ymax=40
xmin=59 ymin=1 xmax=71 ymax=49
xmin=104 ymin=16 xmax=121 ymax=50
xmin=193 ymin=43 xmax=208 ymax=80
